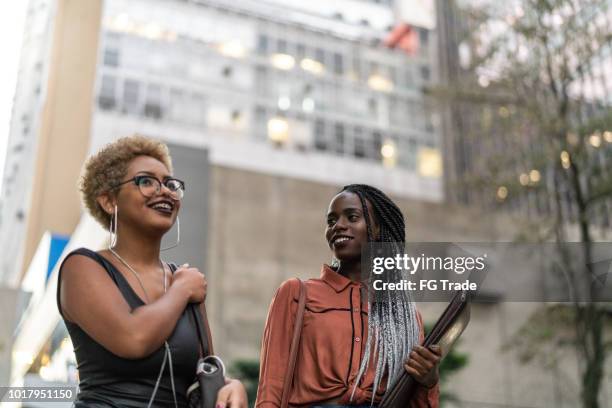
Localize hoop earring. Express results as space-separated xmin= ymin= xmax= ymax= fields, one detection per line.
xmin=161 ymin=216 xmax=180 ymax=251
xmin=330 ymin=256 xmax=340 ymax=269
xmin=109 ymin=205 xmax=118 ymax=249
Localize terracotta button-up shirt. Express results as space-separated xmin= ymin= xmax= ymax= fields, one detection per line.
xmin=256 ymin=265 xmax=439 ymax=407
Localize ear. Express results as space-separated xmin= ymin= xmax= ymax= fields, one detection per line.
xmin=96 ymin=192 xmax=116 ymax=215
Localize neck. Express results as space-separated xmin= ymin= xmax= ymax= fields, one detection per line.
xmin=337 ymin=260 xmax=362 ymax=282
xmin=112 ymin=224 xmax=162 ymax=268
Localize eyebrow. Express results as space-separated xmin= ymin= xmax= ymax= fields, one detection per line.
xmin=326 ymin=206 xmax=363 ymax=217
xmin=135 ymin=171 xmax=172 ymax=179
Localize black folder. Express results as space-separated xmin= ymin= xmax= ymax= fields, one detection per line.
xmin=380 ymin=290 xmax=471 ymax=408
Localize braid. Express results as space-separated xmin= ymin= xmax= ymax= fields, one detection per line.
xmin=341 ymin=184 xmax=420 ymax=403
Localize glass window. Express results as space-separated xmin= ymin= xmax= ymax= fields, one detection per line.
xmin=144 ymin=84 xmax=163 ymax=119
xmin=372 ymin=131 xmax=382 ymax=160
xmin=98 ymin=75 xmax=116 ymax=110
xmin=315 ymin=48 xmax=325 ymax=64
xmin=419 ymin=28 xmax=429 ymax=47
xmin=314 ymin=119 xmax=327 ymax=151
xmin=333 ymin=52 xmax=344 ymax=75
xmin=169 ymin=88 xmax=184 ymax=122
xmin=334 ymin=123 xmax=345 ymax=154
xmin=254 ymin=106 xmax=267 ymax=140
xmin=353 ymin=127 xmax=365 ymax=158
xmin=420 ymin=65 xmax=431 ymax=81
xmin=257 ymin=34 xmax=268 ymax=55
xmin=123 ymin=79 xmax=140 ymax=113
xmin=103 ymin=48 xmax=119 ymax=67
xmin=277 ymin=39 xmax=288 ymax=53
xmin=296 ymin=44 xmax=306 ymax=60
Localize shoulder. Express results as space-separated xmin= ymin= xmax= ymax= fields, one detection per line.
xmin=59 ymin=248 xmax=110 ymax=279
xmin=61 ymin=247 xmax=101 ymax=266
xmin=275 ymin=278 xmax=303 ymax=300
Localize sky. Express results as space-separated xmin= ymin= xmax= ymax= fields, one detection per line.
xmin=0 ymin=2 xmax=28 ymax=194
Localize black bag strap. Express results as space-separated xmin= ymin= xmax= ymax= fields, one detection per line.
xmin=168 ymin=263 xmax=212 ymax=357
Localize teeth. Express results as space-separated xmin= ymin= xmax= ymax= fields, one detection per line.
xmin=152 ymin=203 xmax=172 ymax=210
xmin=334 ymin=237 xmax=350 ymax=244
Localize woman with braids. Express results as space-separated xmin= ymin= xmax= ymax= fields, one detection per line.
xmin=256 ymin=184 xmax=440 ymax=407
xmin=57 ymin=135 xmax=247 ymax=407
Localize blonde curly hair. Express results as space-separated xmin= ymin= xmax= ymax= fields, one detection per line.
xmin=79 ymin=135 xmax=173 ymax=229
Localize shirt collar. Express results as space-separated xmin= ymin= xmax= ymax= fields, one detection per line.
xmin=320 ymin=264 xmax=360 ymax=293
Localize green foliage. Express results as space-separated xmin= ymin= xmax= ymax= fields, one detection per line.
xmin=229 ymin=359 xmax=259 ymax=408
xmin=424 ymin=323 xmax=469 ymax=406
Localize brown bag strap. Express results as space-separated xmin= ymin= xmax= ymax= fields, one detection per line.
xmin=280 ymin=278 xmax=307 ymax=408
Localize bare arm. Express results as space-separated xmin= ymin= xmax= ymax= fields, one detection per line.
xmin=59 ymin=254 xmax=205 ymax=359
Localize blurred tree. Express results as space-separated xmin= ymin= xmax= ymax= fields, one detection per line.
xmin=432 ymin=1 xmax=612 ymax=406
xmin=425 ymin=323 xmax=469 ymax=406
xmin=229 ymin=359 xmax=259 ymax=408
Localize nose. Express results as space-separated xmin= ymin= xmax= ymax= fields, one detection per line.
xmin=332 ymin=216 xmax=348 ymax=232
xmin=156 ymin=183 xmax=177 ymax=201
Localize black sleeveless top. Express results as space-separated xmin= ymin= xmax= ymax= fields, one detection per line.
xmin=56 ymin=248 xmax=200 ymax=407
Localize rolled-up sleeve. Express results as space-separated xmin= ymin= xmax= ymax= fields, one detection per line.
xmin=255 ymin=279 xmax=300 ymax=408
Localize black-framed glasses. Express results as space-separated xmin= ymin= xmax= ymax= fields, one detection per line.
xmin=113 ymin=175 xmax=185 ymax=200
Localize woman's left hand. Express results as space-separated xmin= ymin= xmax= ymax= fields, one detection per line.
xmin=404 ymin=345 xmax=442 ymax=388
xmin=216 ymin=378 xmax=248 ymax=408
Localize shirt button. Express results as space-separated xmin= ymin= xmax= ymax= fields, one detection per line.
xmin=354 ymin=308 xmax=360 ymax=313
xmin=355 ymin=337 xmax=361 ymax=342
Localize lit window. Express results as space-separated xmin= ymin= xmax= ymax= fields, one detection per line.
xmin=270 ymin=54 xmax=295 ymax=70
xmin=218 ymin=40 xmax=246 ymax=59
xmin=302 ymin=97 xmax=315 ymax=112
xmin=300 ymin=58 xmax=324 ymax=75
xmin=381 ymin=139 xmax=397 ymax=168
xmin=367 ymin=75 xmax=394 ymax=92
xmin=277 ymin=96 xmax=291 ymax=111
xmin=268 ymin=117 xmax=289 ymax=144
xmin=417 ymin=147 xmax=442 ymax=178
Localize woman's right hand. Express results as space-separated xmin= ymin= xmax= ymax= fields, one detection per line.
xmin=172 ymin=263 xmax=207 ymax=303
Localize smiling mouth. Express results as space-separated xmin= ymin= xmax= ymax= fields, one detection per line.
xmin=148 ymin=200 xmax=174 ymax=215
xmin=331 ymin=236 xmax=354 ymax=247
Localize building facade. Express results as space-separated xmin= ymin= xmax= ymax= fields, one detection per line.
xmin=3 ymin=0 xmax=611 ymax=407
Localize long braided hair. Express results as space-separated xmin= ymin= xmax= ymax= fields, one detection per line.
xmin=339 ymin=184 xmax=420 ymax=402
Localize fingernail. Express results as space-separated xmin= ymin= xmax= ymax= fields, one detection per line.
xmin=183 ymin=263 xmax=189 ymax=267
xmin=216 ymin=404 xmax=224 ymax=408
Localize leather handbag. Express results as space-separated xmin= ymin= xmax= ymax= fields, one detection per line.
xmin=186 ymin=302 xmax=226 ymax=408
xmin=380 ymin=290 xmax=471 ymax=408
xmin=280 ymin=278 xmax=307 ymax=408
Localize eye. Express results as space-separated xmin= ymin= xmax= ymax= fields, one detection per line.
xmin=137 ymin=176 xmax=155 ymax=187
xmin=348 ymin=214 xmax=360 ymax=222
xmin=165 ymin=179 xmax=182 ymax=191
xmin=326 ymin=217 xmax=336 ymax=227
